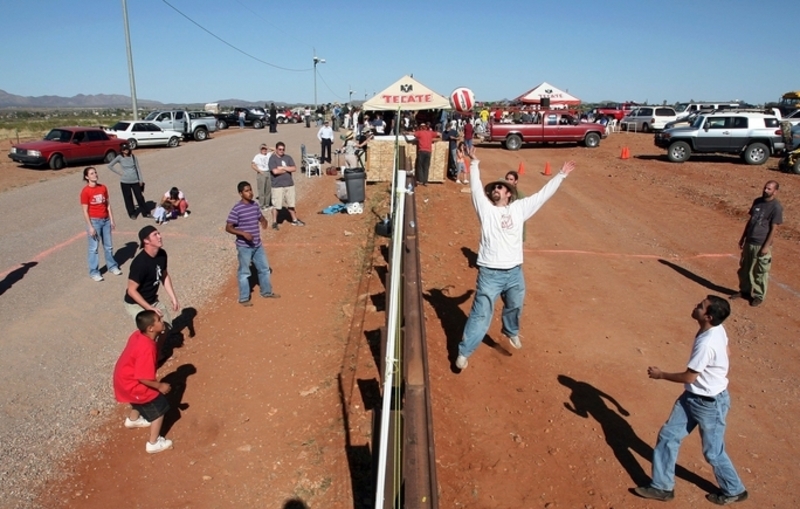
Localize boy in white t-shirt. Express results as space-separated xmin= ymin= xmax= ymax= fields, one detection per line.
xmin=635 ymin=295 xmax=747 ymax=505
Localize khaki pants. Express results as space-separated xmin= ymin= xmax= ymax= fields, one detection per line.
xmin=737 ymin=243 xmax=773 ymax=300
xmin=124 ymin=300 xmax=172 ymax=329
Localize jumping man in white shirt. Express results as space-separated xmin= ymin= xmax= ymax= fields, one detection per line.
xmin=456 ymin=147 xmax=575 ymax=370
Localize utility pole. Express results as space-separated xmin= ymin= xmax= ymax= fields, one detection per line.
xmin=313 ymin=50 xmax=325 ymax=112
xmin=121 ymin=0 xmax=139 ymax=119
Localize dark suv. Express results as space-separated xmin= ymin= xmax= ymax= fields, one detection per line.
xmin=654 ymin=111 xmax=784 ymax=165
xmin=214 ymin=107 xmax=267 ymax=129
xmin=8 ymin=127 xmax=125 ymax=169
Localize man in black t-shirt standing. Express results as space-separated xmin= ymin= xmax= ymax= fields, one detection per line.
xmin=734 ymin=180 xmax=783 ymax=307
xmin=124 ymin=225 xmax=180 ymax=330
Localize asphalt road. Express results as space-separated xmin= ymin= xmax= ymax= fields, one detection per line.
xmin=0 ymin=123 xmax=327 ymax=508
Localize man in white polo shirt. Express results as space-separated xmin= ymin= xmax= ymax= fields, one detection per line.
xmin=250 ymin=144 xmax=273 ymax=211
xmin=635 ymin=295 xmax=747 ymax=505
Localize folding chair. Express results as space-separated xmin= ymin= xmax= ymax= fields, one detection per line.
xmin=301 ymin=143 xmax=322 ymax=178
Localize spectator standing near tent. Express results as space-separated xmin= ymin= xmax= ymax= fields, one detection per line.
xmin=456 ymin=148 xmax=574 ymax=370
xmin=408 ymin=123 xmax=440 ymax=186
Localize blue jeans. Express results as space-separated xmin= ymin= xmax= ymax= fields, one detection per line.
xmin=236 ymin=244 xmax=273 ymax=302
xmin=87 ymin=218 xmax=118 ymax=277
xmin=651 ymin=390 xmax=745 ymax=495
xmin=458 ymin=265 xmax=525 ymax=358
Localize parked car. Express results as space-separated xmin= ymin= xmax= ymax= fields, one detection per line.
xmin=214 ymin=107 xmax=266 ymax=129
xmin=8 ymin=126 xmax=125 ymax=169
xmin=105 ymin=121 xmax=183 ymax=149
xmin=654 ymin=110 xmax=784 ymax=164
xmin=674 ymin=102 xmax=742 ymax=120
xmin=143 ymin=109 xmax=217 ymax=141
xmin=488 ymin=110 xmax=607 ymax=150
xmin=620 ymin=106 xmax=678 ymax=132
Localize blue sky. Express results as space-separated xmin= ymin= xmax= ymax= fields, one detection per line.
xmin=1 ymin=0 xmax=798 ymax=106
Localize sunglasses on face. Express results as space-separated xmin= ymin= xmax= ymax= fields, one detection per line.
xmin=493 ymin=184 xmax=506 ymax=190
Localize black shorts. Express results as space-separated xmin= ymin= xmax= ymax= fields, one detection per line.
xmin=131 ymin=393 xmax=170 ymax=422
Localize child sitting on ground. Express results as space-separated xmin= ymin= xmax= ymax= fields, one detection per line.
xmin=153 ymin=187 xmax=189 ymax=224
xmin=112 ymin=310 xmax=174 ymax=454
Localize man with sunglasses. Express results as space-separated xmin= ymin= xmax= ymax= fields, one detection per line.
xmin=267 ymin=142 xmax=305 ymax=229
xmin=456 ymin=148 xmax=575 ymax=370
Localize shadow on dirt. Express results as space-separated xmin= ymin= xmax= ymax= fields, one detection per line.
xmin=460 ymin=247 xmax=478 ymax=269
xmin=337 ymin=374 xmax=375 ymax=509
xmin=423 ymin=287 xmax=474 ymax=369
xmin=113 ymin=241 xmax=139 ymax=270
xmin=558 ymin=375 xmax=718 ymax=493
xmin=657 ymin=259 xmax=736 ymax=295
xmin=0 ymin=261 xmax=37 ymax=297
xmin=282 ymin=499 xmax=310 ymax=509
xmin=160 ymin=363 xmax=197 ymax=437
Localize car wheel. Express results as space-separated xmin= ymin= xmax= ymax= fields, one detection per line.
xmin=49 ymin=154 xmax=65 ymax=170
xmin=277 ymin=117 xmax=285 ymax=124
xmin=168 ymin=136 xmax=180 ymax=147
xmin=218 ymin=119 xmax=228 ymax=129
xmin=743 ymin=142 xmax=768 ymax=165
xmin=253 ymin=119 xmax=264 ymax=129
xmin=505 ymin=134 xmax=522 ymax=151
xmin=642 ymin=123 xmax=651 ymax=133
xmin=792 ymin=158 xmax=800 ymax=175
xmin=104 ymin=150 xmax=117 ymax=164
xmin=584 ymin=133 xmax=601 ymax=148
xmin=127 ymin=138 xmax=138 ymax=150
xmin=193 ymin=128 xmax=208 ymax=141
xmin=667 ymin=141 xmax=690 ymax=162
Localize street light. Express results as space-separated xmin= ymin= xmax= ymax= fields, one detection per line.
xmin=313 ymin=54 xmax=325 ymax=112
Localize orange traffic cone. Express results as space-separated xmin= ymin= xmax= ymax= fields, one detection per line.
xmin=518 ymin=161 xmax=525 ymax=175
xmin=543 ymin=161 xmax=552 ymax=176
xmin=620 ymin=147 xmax=630 ymax=159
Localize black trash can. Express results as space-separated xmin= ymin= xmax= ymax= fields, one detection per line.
xmin=343 ymin=168 xmax=366 ymax=203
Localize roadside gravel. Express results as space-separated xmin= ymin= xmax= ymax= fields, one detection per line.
xmin=0 ymin=124 xmax=323 ymax=509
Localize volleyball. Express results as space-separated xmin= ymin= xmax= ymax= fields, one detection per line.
xmin=449 ymin=87 xmax=475 ymax=113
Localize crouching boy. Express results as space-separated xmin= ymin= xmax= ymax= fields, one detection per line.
xmin=113 ymin=310 xmax=174 ymax=454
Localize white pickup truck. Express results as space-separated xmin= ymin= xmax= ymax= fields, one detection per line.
xmin=143 ymin=110 xmax=217 ymax=141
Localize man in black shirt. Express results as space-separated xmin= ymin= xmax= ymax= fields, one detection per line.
xmin=733 ymin=180 xmax=783 ymax=307
xmin=124 ymin=225 xmax=180 ymax=329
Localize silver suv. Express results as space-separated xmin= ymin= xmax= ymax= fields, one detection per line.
xmin=654 ymin=110 xmax=784 ymax=165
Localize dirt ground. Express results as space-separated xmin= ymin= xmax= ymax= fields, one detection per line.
xmin=7 ymin=129 xmax=799 ymax=508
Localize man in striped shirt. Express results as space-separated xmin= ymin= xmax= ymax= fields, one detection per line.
xmin=225 ymin=181 xmax=280 ymax=306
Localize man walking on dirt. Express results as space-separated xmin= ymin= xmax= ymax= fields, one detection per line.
xmin=733 ymin=180 xmax=782 ymax=307
xmin=455 ymin=148 xmax=574 ymax=370
xmin=634 ymin=295 xmax=748 ymax=505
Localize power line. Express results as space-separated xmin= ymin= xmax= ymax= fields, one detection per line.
xmin=161 ymin=0 xmax=311 ymax=72
xmin=316 ymin=69 xmax=347 ymax=101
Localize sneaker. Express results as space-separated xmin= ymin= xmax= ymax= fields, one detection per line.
xmin=750 ymin=298 xmax=763 ymax=307
xmin=463 ymin=179 xmax=469 ymax=184
xmin=706 ymin=491 xmax=748 ymax=505
xmin=633 ymin=486 xmax=674 ymax=502
xmin=124 ymin=416 xmax=151 ymax=428
xmin=456 ymin=179 xmax=463 ymax=184
xmin=506 ymin=334 xmax=522 ymax=350
xmin=145 ymin=436 xmax=173 ymax=454
xmin=129 ymin=214 xmax=137 ymax=220
xmin=239 ymin=300 xmax=253 ymax=307
xmin=291 ymin=219 xmax=306 ymax=226
xmin=729 ymin=291 xmax=750 ymax=301
xmin=90 ymin=274 xmax=104 ymax=282
xmin=183 ymin=211 xmax=190 ymax=218
xmin=261 ymin=292 xmax=281 ymax=299
xmin=272 ymin=223 xmax=279 ymax=231
xmin=455 ymin=355 xmax=468 ymax=370
xmin=110 ymin=267 xmax=123 ymax=276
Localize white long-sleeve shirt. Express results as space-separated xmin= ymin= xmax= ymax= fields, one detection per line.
xmin=469 ymin=159 xmax=567 ymax=269
xmin=317 ymin=125 xmax=334 ymax=141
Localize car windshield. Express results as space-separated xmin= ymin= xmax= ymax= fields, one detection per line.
xmin=691 ymin=116 xmax=706 ymax=128
xmin=43 ymin=129 xmax=72 ymax=142
xmin=143 ymin=112 xmax=159 ymax=121
xmin=111 ymin=122 xmax=130 ymax=131
xmin=675 ymin=103 xmax=690 ymax=113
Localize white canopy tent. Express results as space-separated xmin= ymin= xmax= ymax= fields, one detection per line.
xmin=362 ymin=75 xmax=450 ymax=111
xmin=515 ymin=81 xmax=581 ymax=106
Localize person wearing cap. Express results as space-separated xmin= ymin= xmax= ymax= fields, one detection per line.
xmin=124 ymin=226 xmax=180 ymax=351
xmin=251 ymin=144 xmax=274 ymax=211
xmin=341 ymin=130 xmax=370 ymax=169
xmin=455 ymin=147 xmax=575 ymax=370
xmin=318 ymin=120 xmax=334 ymax=164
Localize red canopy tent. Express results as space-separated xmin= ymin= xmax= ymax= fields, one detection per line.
xmin=515 ymin=81 xmax=581 ymax=106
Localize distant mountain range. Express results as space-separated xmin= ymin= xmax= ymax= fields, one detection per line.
xmin=0 ymin=89 xmax=293 ymax=109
